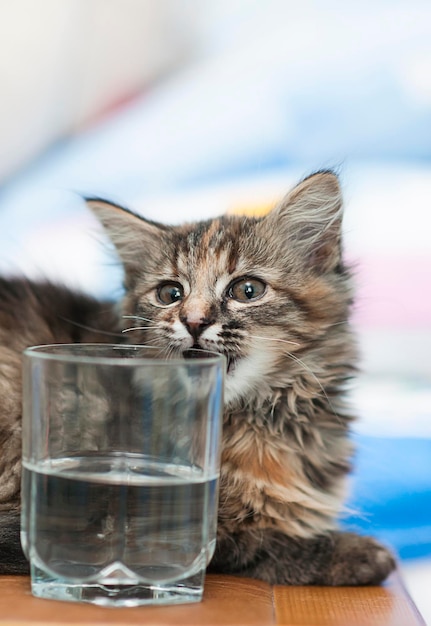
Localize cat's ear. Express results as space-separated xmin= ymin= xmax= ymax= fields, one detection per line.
xmin=86 ymin=198 xmax=165 ymax=274
xmin=267 ymin=171 xmax=343 ymax=272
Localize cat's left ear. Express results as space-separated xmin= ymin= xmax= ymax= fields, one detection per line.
xmin=266 ymin=171 xmax=343 ymax=273
xmin=85 ymin=198 xmax=166 ymax=277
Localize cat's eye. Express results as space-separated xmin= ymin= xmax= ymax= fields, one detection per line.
xmin=156 ymin=282 xmax=184 ymax=305
xmin=227 ymin=277 xmax=267 ymax=302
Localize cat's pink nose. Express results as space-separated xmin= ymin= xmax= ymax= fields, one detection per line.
xmin=181 ymin=316 xmax=214 ymax=341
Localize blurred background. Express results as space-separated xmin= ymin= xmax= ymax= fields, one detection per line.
xmin=0 ymin=0 xmax=430 ymax=618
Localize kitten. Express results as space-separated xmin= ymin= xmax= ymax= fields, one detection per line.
xmin=0 ymin=171 xmax=396 ymax=583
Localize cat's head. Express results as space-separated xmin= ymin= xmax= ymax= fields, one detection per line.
xmin=88 ymin=171 xmax=354 ymax=406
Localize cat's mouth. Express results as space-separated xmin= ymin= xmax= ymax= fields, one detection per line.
xmin=182 ymin=347 xmax=237 ymax=375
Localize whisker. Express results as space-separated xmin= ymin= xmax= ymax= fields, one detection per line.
xmin=284 ymin=351 xmax=340 ymax=421
xmin=249 ymin=334 xmax=337 ymax=416
xmin=326 ymin=320 xmax=349 ymax=328
xmin=124 ymin=336 xmax=166 ymax=354
xmin=133 ymin=336 xmax=161 ymax=345
xmin=122 ymin=326 xmax=157 ymax=334
xmin=165 ymin=342 xmax=185 ymax=359
xmin=134 ymin=342 xmax=159 ymax=349
xmin=152 ymin=343 xmax=176 ymax=360
xmin=249 ymin=334 xmax=300 ymax=347
xmin=57 ymin=316 xmax=124 ymax=338
xmin=123 ymin=340 xmax=168 ymax=357
xmin=167 ymin=343 xmax=181 ymax=358
xmin=123 ymin=314 xmax=154 ymax=324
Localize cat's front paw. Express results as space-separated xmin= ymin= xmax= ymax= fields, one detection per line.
xmin=324 ymin=532 xmax=396 ymax=586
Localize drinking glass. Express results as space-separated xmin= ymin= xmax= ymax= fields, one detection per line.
xmin=21 ymin=344 xmax=224 ymax=607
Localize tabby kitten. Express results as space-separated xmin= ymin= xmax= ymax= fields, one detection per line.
xmin=0 ymin=171 xmax=396 ymax=583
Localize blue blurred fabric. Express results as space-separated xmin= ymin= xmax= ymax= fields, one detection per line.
xmin=343 ymin=435 xmax=431 ymax=560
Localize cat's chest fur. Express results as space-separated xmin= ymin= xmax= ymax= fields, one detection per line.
xmin=218 ymin=389 xmax=352 ymax=541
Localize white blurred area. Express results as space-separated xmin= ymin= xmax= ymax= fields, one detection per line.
xmin=0 ymin=0 xmax=198 ymax=180
xmin=0 ymin=1 xmax=430 ymax=621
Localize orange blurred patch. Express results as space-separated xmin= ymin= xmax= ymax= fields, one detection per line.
xmin=227 ymin=200 xmax=276 ymax=217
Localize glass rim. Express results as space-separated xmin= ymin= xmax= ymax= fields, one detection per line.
xmin=23 ymin=343 xmax=226 ymax=367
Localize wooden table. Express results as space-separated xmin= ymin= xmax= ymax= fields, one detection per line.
xmin=0 ymin=572 xmax=425 ymax=626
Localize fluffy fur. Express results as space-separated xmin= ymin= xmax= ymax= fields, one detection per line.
xmin=0 ymin=171 xmax=396 ymax=583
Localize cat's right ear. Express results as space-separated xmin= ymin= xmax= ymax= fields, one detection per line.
xmin=265 ymin=171 xmax=343 ymax=273
xmin=86 ymin=198 xmax=165 ymax=275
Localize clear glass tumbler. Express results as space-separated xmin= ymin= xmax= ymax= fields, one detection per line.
xmin=21 ymin=344 xmax=224 ymax=607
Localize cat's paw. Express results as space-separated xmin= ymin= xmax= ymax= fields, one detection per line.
xmin=324 ymin=532 xmax=396 ymax=586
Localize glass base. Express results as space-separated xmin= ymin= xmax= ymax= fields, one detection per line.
xmin=30 ymin=564 xmax=205 ymax=607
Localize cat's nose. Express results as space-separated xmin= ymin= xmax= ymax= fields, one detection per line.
xmin=181 ymin=316 xmax=214 ymax=341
